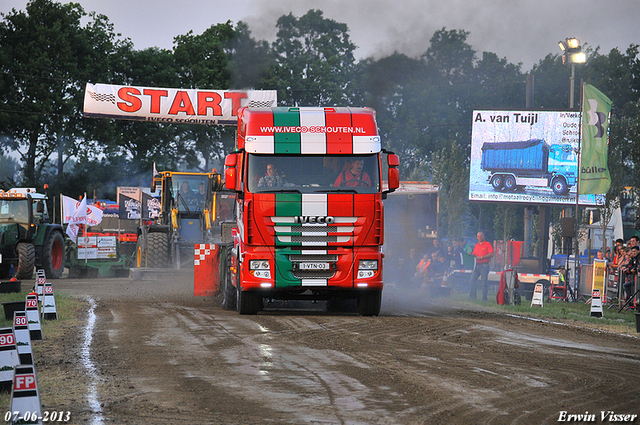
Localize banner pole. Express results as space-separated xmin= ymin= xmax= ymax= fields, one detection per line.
xmin=574 ymin=82 xmax=585 ymax=298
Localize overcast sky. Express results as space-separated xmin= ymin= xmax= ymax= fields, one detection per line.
xmin=2 ymin=0 xmax=639 ymax=70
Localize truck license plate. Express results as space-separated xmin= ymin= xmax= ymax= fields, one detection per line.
xmin=298 ymin=262 xmax=330 ymax=270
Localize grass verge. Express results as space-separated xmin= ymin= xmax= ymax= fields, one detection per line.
xmin=0 ymin=289 xmax=85 ymax=413
xmin=448 ymin=292 xmax=639 ymax=335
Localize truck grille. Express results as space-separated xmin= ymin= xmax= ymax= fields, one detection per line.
xmin=271 ymin=216 xmax=356 ymax=246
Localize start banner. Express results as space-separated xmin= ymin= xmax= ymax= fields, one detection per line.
xmin=83 ymin=83 xmax=277 ymax=125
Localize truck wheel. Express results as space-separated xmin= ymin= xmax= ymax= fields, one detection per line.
xmin=41 ymin=231 xmax=65 ymax=279
xmin=237 ymin=271 xmax=262 ymax=314
xmin=16 ymin=242 xmax=35 ymax=279
xmin=551 ymin=177 xmax=568 ymax=195
xmin=504 ymin=175 xmax=517 ymax=191
xmin=147 ymin=232 xmax=169 ymax=268
xmin=490 ymin=175 xmax=504 ymax=190
xmin=221 ymin=247 xmax=237 ymax=310
xmin=357 ymin=290 xmax=382 ymax=316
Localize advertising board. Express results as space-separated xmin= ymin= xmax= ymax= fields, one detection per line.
xmin=469 ymin=110 xmax=604 ymax=206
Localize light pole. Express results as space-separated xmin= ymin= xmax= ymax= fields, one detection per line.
xmin=558 ymin=38 xmax=586 ymax=109
xmin=558 ymin=37 xmax=586 ymax=297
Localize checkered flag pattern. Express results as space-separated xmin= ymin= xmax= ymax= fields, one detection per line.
xmin=249 ymin=99 xmax=275 ymax=108
xmin=194 ymin=244 xmax=212 ymax=266
xmin=88 ymin=91 xmax=116 ymax=104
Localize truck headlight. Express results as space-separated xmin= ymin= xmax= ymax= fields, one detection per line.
xmin=358 ymin=260 xmax=378 ymax=278
xmin=359 ymin=260 xmax=378 ymax=270
xmin=249 ymin=260 xmax=271 ymax=279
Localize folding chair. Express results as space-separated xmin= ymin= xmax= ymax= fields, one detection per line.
xmin=549 ymin=269 xmax=568 ymax=301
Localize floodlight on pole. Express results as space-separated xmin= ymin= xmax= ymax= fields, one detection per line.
xmin=558 ymin=37 xmax=586 ymax=109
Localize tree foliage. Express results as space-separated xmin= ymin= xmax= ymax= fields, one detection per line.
xmin=0 ymin=2 xmax=638 ymax=243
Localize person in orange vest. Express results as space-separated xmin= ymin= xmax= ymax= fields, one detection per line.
xmin=414 ymin=253 xmax=431 ymax=288
xmin=470 ymin=231 xmax=494 ymax=301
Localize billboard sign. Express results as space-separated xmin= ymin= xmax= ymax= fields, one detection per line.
xmin=469 ymin=110 xmax=603 ymax=206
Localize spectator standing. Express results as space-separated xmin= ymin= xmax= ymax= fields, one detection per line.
xmin=470 ymin=231 xmax=494 ymax=301
xmin=622 ymin=246 xmax=639 ymax=306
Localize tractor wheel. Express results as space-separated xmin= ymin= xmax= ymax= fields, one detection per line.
xmin=147 ymin=232 xmax=169 ymax=268
xmin=221 ymin=246 xmax=237 ymax=310
xmin=16 ymin=242 xmax=35 ymax=279
xmin=42 ymin=231 xmax=65 ymax=279
xmin=357 ymin=290 xmax=382 ymax=316
xmin=136 ymin=236 xmax=146 ymax=268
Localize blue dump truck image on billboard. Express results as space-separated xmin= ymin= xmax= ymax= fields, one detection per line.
xmin=481 ymin=139 xmax=577 ymax=196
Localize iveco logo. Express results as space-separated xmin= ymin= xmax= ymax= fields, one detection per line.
xmin=293 ymin=216 xmax=335 ymax=224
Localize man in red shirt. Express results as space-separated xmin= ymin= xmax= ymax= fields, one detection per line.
xmin=470 ymin=231 xmax=494 ymax=300
xmin=334 ymin=159 xmax=371 ymax=187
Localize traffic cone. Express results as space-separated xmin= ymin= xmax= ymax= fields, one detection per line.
xmin=41 ymin=283 xmax=58 ymax=320
xmin=0 ymin=327 xmax=21 ymax=392
xmin=25 ymin=293 xmax=42 ymax=341
xmin=9 ymin=365 xmax=42 ymax=425
xmin=13 ymin=311 xmax=33 ymax=365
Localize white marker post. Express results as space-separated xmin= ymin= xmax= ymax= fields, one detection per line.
xmin=25 ymin=293 xmax=42 ymax=341
xmin=35 ymin=269 xmax=46 ymax=300
xmin=531 ymin=283 xmax=544 ymax=308
xmin=590 ymin=288 xmax=603 ymax=318
xmin=0 ymin=327 xmax=21 ymax=391
xmin=41 ymin=283 xmax=58 ymax=320
xmin=13 ymin=311 xmax=33 ymax=365
xmin=9 ymin=365 xmax=43 ymax=425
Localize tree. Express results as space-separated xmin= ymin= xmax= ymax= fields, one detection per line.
xmin=264 ymin=10 xmax=357 ymax=106
xmin=0 ymin=0 xmax=127 ymax=186
xmin=430 ymin=141 xmax=470 ymax=239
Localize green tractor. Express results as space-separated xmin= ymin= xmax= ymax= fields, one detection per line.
xmin=0 ymin=188 xmax=66 ymax=279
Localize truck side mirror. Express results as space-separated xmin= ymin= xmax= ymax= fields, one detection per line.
xmin=224 ymin=153 xmax=238 ymax=191
xmin=388 ymin=167 xmax=400 ymax=190
xmin=387 ymin=153 xmax=400 ymax=191
xmin=36 ymin=201 xmax=44 ymax=213
xmin=225 ymin=168 xmax=237 ymax=190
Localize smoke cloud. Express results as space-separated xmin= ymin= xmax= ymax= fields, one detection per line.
xmin=242 ymin=0 xmax=639 ymax=70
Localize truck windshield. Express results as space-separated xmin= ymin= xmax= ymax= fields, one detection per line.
xmin=247 ymin=154 xmax=380 ymax=194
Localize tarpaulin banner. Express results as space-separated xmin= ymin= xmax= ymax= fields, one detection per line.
xmin=119 ymin=194 xmax=141 ymax=220
xmin=83 ymin=83 xmax=277 ymax=125
xmin=579 ymin=84 xmax=612 ymax=195
xmin=141 ymin=192 xmax=161 ymax=220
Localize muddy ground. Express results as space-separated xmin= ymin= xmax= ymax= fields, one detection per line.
xmin=28 ymin=271 xmax=640 ymax=425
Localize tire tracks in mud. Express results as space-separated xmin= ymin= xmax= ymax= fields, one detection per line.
xmin=71 ymin=279 xmax=640 ymax=425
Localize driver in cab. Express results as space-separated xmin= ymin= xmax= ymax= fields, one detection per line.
xmin=333 ymin=159 xmax=371 ymax=187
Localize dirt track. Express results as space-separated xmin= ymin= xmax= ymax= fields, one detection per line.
xmin=39 ymin=271 xmax=640 ymax=425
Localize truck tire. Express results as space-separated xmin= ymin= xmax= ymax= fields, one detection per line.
xmin=551 ymin=177 xmax=568 ymax=195
xmin=237 ymin=271 xmax=262 ymax=314
xmin=504 ymin=175 xmax=517 ymax=191
xmin=16 ymin=242 xmax=35 ymax=280
xmin=357 ymin=290 xmax=382 ymax=316
xmin=490 ymin=175 xmax=504 ymax=190
xmin=147 ymin=232 xmax=169 ymax=268
xmin=41 ymin=231 xmax=65 ymax=279
xmin=221 ymin=247 xmax=237 ymax=310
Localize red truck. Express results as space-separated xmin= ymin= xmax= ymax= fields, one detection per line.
xmin=220 ymin=106 xmax=399 ymax=315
